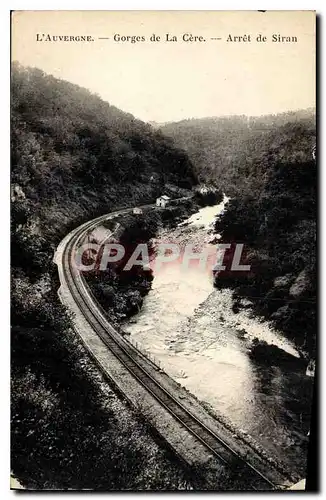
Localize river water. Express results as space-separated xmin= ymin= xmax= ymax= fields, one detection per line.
xmin=122 ymin=197 xmax=313 ymax=476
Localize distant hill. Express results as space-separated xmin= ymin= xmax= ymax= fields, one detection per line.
xmin=160 ymin=109 xmax=316 ymax=358
xmin=11 ymin=62 xmax=197 ymax=242
xmin=160 ymin=110 xmax=316 ymax=195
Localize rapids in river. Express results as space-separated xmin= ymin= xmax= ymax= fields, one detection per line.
xmin=122 ymin=196 xmax=313 ymax=476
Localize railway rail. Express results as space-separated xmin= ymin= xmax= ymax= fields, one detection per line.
xmin=60 ymin=205 xmax=281 ymax=491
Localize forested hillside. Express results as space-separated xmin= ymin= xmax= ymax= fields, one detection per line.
xmin=12 ymin=63 xmax=196 ymax=241
xmin=215 ymin=158 xmax=316 ymax=359
xmin=161 ymin=110 xmax=315 ymax=195
xmin=11 ymin=63 xmax=197 ymax=489
xmin=161 ymin=111 xmax=316 ymax=359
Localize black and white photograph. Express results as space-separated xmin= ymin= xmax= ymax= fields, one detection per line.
xmin=10 ymin=10 xmax=316 ymax=491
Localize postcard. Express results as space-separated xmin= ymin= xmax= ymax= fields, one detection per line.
xmin=11 ymin=10 xmax=316 ymax=491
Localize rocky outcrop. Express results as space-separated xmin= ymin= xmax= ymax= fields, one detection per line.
xmin=305 ymin=359 xmax=315 ymax=377
xmin=289 ymin=269 xmax=311 ymax=298
xmin=11 ymin=184 xmax=26 ymax=202
xmin=273 ymin=274 xmax=295 ymax=288
xmin=248 ymin=339 xmax=306 ymax=369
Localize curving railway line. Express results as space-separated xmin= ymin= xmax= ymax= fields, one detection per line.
xmin=59 ymin=205 xmax=284 ymax=491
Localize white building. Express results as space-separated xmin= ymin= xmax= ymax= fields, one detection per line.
xmin=156 ymin=195 xmax=170 ymax=208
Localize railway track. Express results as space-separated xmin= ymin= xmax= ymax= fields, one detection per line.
xmin=61 ymin=207 xmax=279 ymax=491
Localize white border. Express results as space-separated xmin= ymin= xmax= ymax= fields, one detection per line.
xmin=1 ymin=1 xmax=322 ymax=10
xmin=2 ymin=1 xmax=324 ymax=497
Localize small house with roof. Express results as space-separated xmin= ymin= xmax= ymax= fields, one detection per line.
xmin=156 ymin=195 xmax=170 ymax=208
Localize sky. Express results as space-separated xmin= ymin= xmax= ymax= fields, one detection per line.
xmin=12 ymin=10 xmax=316 ymax=123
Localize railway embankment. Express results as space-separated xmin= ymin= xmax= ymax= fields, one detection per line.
xmin=54 ymin=208 xmax=293 ymax=490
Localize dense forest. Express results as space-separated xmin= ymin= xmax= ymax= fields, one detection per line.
xmin=12 ymin=63 xmax=196 ymax=241
xmin=11 ymin=61 xmax=316 ymax=488
xmin=161 ymin=111 xmax=316 ymax=360
xmin=161 ymin=110 xmax=315 ymax=196
xmin=11 ymin=63 xmax=197 ymax=489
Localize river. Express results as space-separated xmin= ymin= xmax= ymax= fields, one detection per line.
xmin=122 ymin=196 xmax=313 ymax=477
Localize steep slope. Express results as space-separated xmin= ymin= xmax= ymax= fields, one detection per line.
xmin=161 ymin=110 xmax=316 ymax=359
xmin=11 ymin=63 xmax=197 ymax=489
xmin=11 ymin=63 xmax=196 ymax=242
xmin=161 ymin=110 xmax=315 ymax=195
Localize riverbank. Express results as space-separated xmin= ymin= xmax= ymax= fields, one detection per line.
xmin=84 ymin=197 xmax=200 ymax=325
xmin=122 ymin=198 xmax=313 ymax=479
